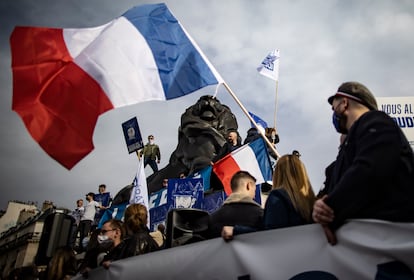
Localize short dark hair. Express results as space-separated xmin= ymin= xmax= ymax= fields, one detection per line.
xmin=103 ymin=219 xmax=125 ymax=238
xmin=230 ymin=171 xmax=256 ymax=191
xmin=157 ymin=223 xmax=166 ymax=234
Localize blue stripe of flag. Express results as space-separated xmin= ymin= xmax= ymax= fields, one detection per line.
xmin=123 ymin=4 xmax=219 ymax=99
xmin=249 ymin=138 xmax=272 ymax=182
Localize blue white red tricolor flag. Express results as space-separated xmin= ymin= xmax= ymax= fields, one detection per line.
xmin=213 ymin=138 xmax=272 ymax=195
xmin=10 ymin=3 xmax=223 ymax=169
xmin=257 ymin=49 xmax=280 ymax=81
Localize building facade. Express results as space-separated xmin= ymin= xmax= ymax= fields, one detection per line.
xmin=0 ymin=201 xmax=57 ymax=278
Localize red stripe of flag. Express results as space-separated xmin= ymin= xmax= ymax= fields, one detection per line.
xmin=212 ymin=154 xmax=241 ymax=196
xmin=10 ymin=27 xmax=113 ymax=169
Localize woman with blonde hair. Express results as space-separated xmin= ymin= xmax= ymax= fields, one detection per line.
xmin=263 ymin=154 xmax=316 ymax=229
xmin=221 ymin=154 xmax=316 ymax=240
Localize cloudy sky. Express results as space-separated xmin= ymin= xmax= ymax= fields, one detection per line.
xmin=1 ymin=0 xmax=414 ymax=211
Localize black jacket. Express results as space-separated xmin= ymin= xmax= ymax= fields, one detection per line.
xmin=325 ymin=110 xmax=414 ymax=229
xmin=208 ymin=193 xmax=263 ymax=238
xmin=116 ymin=228 xmax=160 ymax=259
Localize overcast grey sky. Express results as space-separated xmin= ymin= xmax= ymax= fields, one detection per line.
xmin=1 ymin=0 xmax=414 ymax=211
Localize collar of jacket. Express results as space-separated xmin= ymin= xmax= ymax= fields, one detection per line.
xmin=223 ymin=192 xmax=261 ymax=207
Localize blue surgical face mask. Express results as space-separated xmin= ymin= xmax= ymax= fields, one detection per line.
xmin=332 ymin=111 xmax=347 ymax=134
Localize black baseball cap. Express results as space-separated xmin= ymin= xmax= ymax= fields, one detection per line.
xmin=328 ymin=81 xmax=378 ymax=111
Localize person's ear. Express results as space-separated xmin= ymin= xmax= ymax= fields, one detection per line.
xmin=343 ymin=98 xmax=349 ymax=109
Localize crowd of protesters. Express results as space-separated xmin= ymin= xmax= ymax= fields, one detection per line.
xmin=8 ymin=81 xmax=414 ymax=279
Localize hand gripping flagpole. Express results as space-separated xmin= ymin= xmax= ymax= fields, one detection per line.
xmin=222 ymin=82 xmax=281 ymax=159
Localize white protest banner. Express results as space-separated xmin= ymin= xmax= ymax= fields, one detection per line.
xmin=72 ymin=219 xmax=414 ymax=280
xmin=377 ymin=96 xmax=414 ymax=147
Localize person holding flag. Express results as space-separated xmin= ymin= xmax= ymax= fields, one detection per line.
xmin=265 ymin=127 xmax=280 ymax=160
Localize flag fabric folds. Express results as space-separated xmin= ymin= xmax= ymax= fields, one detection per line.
xmin=188 ymin=165 xmax=212 ymax=191
xmin=257 ymin=49 xmax=280 ymax=81
xmin=97 ymin=201 xmax=128 ymax=229
xmin=129 ymin=158 xmax=150 ymax=226
xmin=10 ymin=3 xmax=223 ymax=169
xmin=248 ymin=111 xmax=268 ymax=133
xmin=130 ymin=159 xmax=149 ymax=204
xmin=212 ymin=138 xmax=272 ymax=196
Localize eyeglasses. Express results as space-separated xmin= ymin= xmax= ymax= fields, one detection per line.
xmin=100 ymin=229 xmax=116 ymax=234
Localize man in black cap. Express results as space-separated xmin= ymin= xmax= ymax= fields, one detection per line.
xmin=313 ymin=81 xmax=414 ymax=245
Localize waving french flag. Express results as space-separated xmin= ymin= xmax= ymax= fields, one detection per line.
xmin=213 ymin=138 xmax=272 ymax=196
xmin=10 ymin=3 xmax=223 ymax=169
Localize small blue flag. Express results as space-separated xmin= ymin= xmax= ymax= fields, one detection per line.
xmin=248 ymin=111 xmax=268 ymax=132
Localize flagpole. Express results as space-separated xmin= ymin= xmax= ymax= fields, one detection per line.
xmin=274 ymin=80 xmax=279 ymax=129
xmin=222 ymin=82 xmax=281 ymax=159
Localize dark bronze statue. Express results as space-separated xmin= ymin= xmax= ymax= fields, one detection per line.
xmin=146 ymin=95 xmax=238 ymax=193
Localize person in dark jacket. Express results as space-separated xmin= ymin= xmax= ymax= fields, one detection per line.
xmin=243 ymin=127 xmax=261 ymax=145
xmin=209 ymin=170 xmax=263 ymax=239
xmin=213 ymin=129 xmax=242 ymax=162
xmin=313 ymin=81 xmax=414 ymax=245
xmin=99 ymin=219 xmax=125 ymax=269
xmin=263 ymin=154 xmax=316 ymax=230
xmin=221 ymin=155 xmax=315 ymax=240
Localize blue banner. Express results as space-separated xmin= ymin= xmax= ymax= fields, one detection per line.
xmin=94 ymin=192 xmax=111 ymax=222
xmin=188 ymin=165 xmax=212 ymax=191
xmin=149 ymin=204 xmax=169 ymax=231
xmin=97 ymin=201 xmax=128 ymax=228
xmin=149 ymin=188 xmax=168 ymax=209
xmin=94 ymin=192 xmax=111 ymax=207
xmin=202 ymin=191 xmax=226 ymax=214
xmin=167 ymin=178 xmax=204 ymax=209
